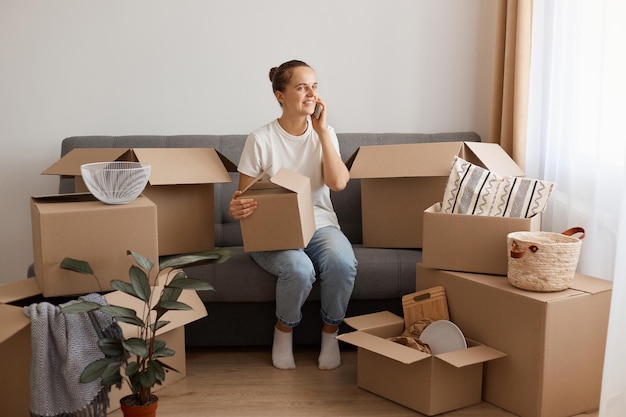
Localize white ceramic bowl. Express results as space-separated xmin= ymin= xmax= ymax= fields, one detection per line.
xmin=80 ymin=161 xmax=151 ymax=204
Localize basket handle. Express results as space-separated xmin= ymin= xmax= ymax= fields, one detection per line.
xmin=562 ymin=227 xmax=585 ymax=240
xmin=510 ymin=241 xmax=538 ymax=259
xmin=510 ymin=227 xmax=585 ymax=259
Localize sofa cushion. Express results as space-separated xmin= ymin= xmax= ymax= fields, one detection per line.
xmin=185 ymin=245 xmax=422 ymax=303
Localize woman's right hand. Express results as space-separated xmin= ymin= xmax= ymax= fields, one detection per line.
xmin=229 ymin=190 xmax=257 ymax=220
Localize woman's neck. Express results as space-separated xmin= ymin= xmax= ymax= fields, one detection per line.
xmin=277 ymin=115 xmax=308 ymax=136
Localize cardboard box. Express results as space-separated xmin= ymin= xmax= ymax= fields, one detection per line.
xmin=337 ymin=311 xmax=505 ymax=416
xmin=238 ymin=168 xmax=315 ymax=252
xmin=42 ymin=148 xmax=236 ymax=255
xmin=0 ymin=276 xmax=207 ymax=415
xmin=422 ymin=202 xmax=542 ymax=275
xmin=0 ymin=279 xmax=37 ymax=416
xmin=347 ymin=141 xmax=524 ymax=248
xmin=415 ymin=264 xmax=612 ymax=417
xmin=31 ymin=193 xmax=159 ymax=297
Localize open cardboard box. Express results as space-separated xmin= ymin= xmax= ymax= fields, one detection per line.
xmin=238 ymin=167 xmax=315 ymax=252
xmin=422 ymin=202 xmax=542 ymax=275
xmin=42 ymin=148 xmax=236 ymax=256
xmin=347 ymin=141 xmax=524 ymax=248
xmin=0 ymin=275 xmax=208 ymax=415
xmin=337 ymin=311 xmax=505 ymax=416
xmin=31 ymin=193 xmax=159 ymax=297
xmin=415 ymin=264 xmax=612 ymax=417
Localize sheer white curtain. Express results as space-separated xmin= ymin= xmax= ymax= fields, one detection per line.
xmin=526 ymin=1 xmax=626 ymax=415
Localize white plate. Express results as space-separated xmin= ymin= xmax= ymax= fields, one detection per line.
xmin=419 ymin=320 xmax=467 ymax=355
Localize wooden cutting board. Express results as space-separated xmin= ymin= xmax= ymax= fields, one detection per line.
xmin=401 ymin=286 xmax=450 ymax=328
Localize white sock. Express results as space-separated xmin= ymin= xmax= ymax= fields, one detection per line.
xmin=318 ymin=330 xmax=341 ymax=370
xmin=272 ymin=327 xmax=296 ymax=370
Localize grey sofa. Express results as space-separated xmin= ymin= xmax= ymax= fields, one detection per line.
xmin=50 ymin=131 xmax=480 ymax=347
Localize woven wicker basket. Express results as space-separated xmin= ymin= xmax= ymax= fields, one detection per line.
xmin=507 ymin=227 xmax=585 ymax=292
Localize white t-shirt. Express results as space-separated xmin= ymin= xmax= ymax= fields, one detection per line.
xmin=237 ymin=118 xmax=341 ymax=230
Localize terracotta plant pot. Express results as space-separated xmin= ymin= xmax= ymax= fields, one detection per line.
xmin=119 ymin=395 xmax=159 ymax=417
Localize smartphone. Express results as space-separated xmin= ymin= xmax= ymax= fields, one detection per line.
xmin=313 ymin=103 xmax=323 ymax=120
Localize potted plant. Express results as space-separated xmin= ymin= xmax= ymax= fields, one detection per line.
xmin=60 ymin=249 xmax=231 ymax=416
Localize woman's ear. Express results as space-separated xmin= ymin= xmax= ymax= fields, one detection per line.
xmin=274 ymin=91 xmax=284 ymax=105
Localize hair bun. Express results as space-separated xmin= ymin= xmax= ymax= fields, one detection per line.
xmin=269 ymin=67 xmax=279 ymax=82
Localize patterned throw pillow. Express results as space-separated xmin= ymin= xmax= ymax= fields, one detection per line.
xmin=441 ymin=156 xmax=555 ymax=218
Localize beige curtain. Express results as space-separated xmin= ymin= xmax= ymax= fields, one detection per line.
xmin=490 ymin=0 xmax=533 ymax=169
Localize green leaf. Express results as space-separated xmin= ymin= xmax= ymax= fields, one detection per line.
xmin=159 ymin=249 xmax=232 ymax=270
xmin=101 ymin=373 xmax=123 ymax=387
xmin=110 ymin=279 xmax=138 ymax=298
xmin=152 ymin=345 xmax=175 ymax=359
xmin=129 ymin=265 xmax=151 ymax=303
xmin=123 ymin=338 xmax=149 ymax=358
xmin=115 ymin=315 xmax=145 ymax=327
xmin=153 ymin=338 xmax=166 ymax=350
xmin=127 ymin=250 xmax=154 ymax=272
xmin=139 ymin=366 xmax=157 ymax=388
xmin=99 ymin=305 xmax=143 ymax=327
xmin=167 ymin=276 xmax=214 ymax=291
xmin=60 ymin=257 xmax=94 ymax=275
xmin=60 ymin=301 xmax=101 ymax=314
xmin=156 ymin=359 xmax=179 ymax=374
xmin=125 ymin=361 xmax=140 ymax=377
xmin=148 ymin=359 xmax=166 ymax=382
xmin=100 ymin=304 xmax=138 ymax=318
xmin=158 ymin=300 xmax=192 ymax=311
xmin=79 ymin=358 xmax=114 ymax=383
xmin=160 ymin=287 xmax=182 ymax=303
xmin=100 ymin=361 xmax=123 ymax=386
xmin=98 ymin=337 xmax=124 ymax=356
xmin=166 ymin=270 xmax=189 ymax=285
xmin=151 ymin=320 xmax=171 ymax=333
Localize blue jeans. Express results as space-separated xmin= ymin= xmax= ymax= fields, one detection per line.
xmin=251 ymin=226 xmax=357 ymax=328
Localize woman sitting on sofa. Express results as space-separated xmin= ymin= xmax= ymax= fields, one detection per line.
xmin=228 ymin=59 xmax=357 ymax=370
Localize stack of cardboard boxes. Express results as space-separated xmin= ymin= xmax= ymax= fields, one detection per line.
xmin=339 ymin=142 xmax=612 ymax=417
xmin=0 ymin=148 xmax=236 ymax=415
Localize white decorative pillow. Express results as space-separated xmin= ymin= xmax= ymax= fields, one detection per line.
xmin=441 ymin=156 xmax=503 ymax=215
xmin=441 ymin=156 xmax=556 ymax=218
xmin=489 ymin=176 xmax=556 ymax=218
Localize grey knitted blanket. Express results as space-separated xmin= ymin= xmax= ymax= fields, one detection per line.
xmin=23 ymin=293 xmax=124 ymax=417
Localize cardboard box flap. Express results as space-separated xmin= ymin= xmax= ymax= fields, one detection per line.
xmin=337 ymin=330 xmax=431 ymax=364
xmin=240 ymin=170 xmax=272 ymax=194
xmin=348 ymin=142 xmax=463 ymax=179
xmin=132 ymin=148 xmax=233 ymax=185
xmin=0 ymin=304 xmax=31 ymax=343
xmin=216 ymin=152 xmax=238 ymax=173
xmin=104 ymin=282 xmax=208 ymax=337
xmin=436 ymin=342 xmax=506 ymax=368
xmin=32 ymin=193 xmax=100 ymax=205
xmin=42 ymin=148 xmax=131 ymax=176
xmin=0 ymin=278 xmax=42 ymax=304
xmin=42 ymin=148 xmax=234 ymax=186
xmin=426 ymin=202 xmax=442 ymax=213
xmin=270 ymin=167 xmax=311 ymax=193
xmin=240 ymin=168 xmax=310 ymax=195
xmin=344 ymin=311 xmax=405 ymax=332
xmin=570 ymin=274 xmax=613 ymax=294
xmin=453 ymin=270 xmax=599 ymax=303
xmin=462 ymin=142 xmax=525 ymax=177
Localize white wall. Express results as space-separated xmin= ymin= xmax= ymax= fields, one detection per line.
xmin=0 ymin=0 xmax=498 ymax=284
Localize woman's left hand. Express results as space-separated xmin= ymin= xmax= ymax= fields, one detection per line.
xmin=311 ymin=97 xmax=328 ymax=132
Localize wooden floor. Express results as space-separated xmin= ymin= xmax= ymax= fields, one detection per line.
xmin=107 ymin=347 xmax=600 ymax=417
